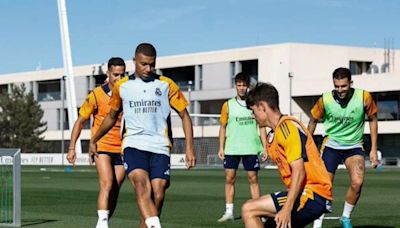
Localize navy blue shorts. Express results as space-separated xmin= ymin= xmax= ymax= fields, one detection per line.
xmin=94 ymin=151 xmax=123 ymax=166
xmin=270 ymin=191 xmax=332 ymax=227
xmin=123 ymin=147 xmax=170 ymax=182
xmin=322 ymin=146 xmax=364 ymax=174
xmin=224 ymin=155 xmax=260 ymax=171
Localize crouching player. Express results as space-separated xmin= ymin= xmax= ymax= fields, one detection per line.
xmin=242 ymin=82 xmax=333 ymax=228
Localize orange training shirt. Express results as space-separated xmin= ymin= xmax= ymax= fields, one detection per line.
xmin=79 ymin=84 xmax=122 ymax=153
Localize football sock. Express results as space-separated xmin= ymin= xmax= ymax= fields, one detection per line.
xmin=145 ymin=216 xmax=161 ymax=228
xmin=342 ymin=201 xmax=354 ymax=218
xmin=225 ymin=203 xmax=234 ymax=215
xmin=96 ymin=210 xmax=109 ymax=228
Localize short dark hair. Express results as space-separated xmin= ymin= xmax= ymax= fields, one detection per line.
xmin=108 ymin=57 xmax=125 ymax=69
xmin=246 ymin=82 xmax=280 ymax=111
xmin=234 ymin=72 xmax=250 ymax=85
xmin=135 ymin=43 xmax=157 ymax=57
xmin=333 ymin=67 xmax=352 ymax=81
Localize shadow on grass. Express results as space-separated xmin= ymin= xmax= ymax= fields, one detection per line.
xmin=22 ymin=219 xmax=58 ymax=227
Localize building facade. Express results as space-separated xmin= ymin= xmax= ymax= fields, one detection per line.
xmin=1 ymin=43 xmax=399 ymax=158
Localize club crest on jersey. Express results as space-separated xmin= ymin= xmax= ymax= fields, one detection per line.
xmin=155 ymin=88 xmax=162 ymax=96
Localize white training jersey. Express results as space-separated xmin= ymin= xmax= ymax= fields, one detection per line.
xmin=110 ymin=74 xmax=188 ymax=156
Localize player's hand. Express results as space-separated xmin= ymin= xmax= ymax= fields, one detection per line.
xmin=185 ymin=148 xmax=196 ymax=169
xmin=218 ymin=149 xmax=224 ymax=160
xmin=370 ymin=149 xmax=379 ymax=168
xmin=261 ymin=149 xmax=268 ymax=162
xmin=275 ymin=206 xmax=291 ymax=228
xmin=88 ymin=141 xmax=98 ymax=165
xmin=66 ymin=148 xmax=76 ymax=165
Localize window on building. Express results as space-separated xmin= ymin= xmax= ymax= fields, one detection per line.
xmin=349 ymin=61 xmax=372 ymax=75
xmin=57 ymin=108 xmax=91 ymax=130
xmin=86 ymin=76 xmax=93 ymax=93
xmin=38 ymin=80 xmax=61 ymax=101
xmin=161 ymin=66 xmax=195 ymax=91
xmin=57 ymin=108 xmax=69 ymax=130
xmin=373 ymin=92 xmax=400 ymax=121
xmin=94 ymin=74 xmax=108 ymax=87
xmin=0 ymin=84 xmax=8 ymax=95
xmin=41 ymin=140 xmax=89 ymax=153
xmin=230 ymin=62 xmax=236 ymax=87
xmin=200 ymin=99 xmax=226 ymax=114
xmin=198 ymin=65 xmax=203 ymax=90
xmin=240 ymin=59 xmax=258 ymax=86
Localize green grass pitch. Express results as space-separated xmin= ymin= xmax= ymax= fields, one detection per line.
xmin=18 ymin=167 xmax=400 ymax=227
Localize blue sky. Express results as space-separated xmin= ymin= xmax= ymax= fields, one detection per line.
xmin=0 ymin=0 xmax=399 ymax=74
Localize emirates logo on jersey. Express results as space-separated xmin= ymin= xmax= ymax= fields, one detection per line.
xmin=155 ymin=88 xmax=162 ymax=96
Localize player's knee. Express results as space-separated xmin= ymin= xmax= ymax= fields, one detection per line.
xmin=99 ymin=179 xmax=113 ymax=192
xmin=241 ymin=200 xmax=253 ymax=218
xmin=351 ymin=179 xmax=363 ymax=192
xmin=226 ymin=176 xmax=236 ymax=185
xmin=153 ymin=191 xmax=165 ymax=203
xmin=134 ymin=180 xmax=150 ymax=195
xmin=247 ymin=174 xmax=258 ymax=184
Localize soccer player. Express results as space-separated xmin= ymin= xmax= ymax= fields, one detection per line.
xmin=242 ymin=82 xmax=333 ymax=228
xmin=308 ymin=67 xmax=378 ymax=228
xmin=217 ymin=72 xmax=266 ymax=222
xmin=67 ymin=57 xmax=126 ymax=228
xmin=89 ymin=43 xmax=196 ymax=228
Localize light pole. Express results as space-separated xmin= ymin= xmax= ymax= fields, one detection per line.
xmin=60 ymin=75 xmax=66 ymax=166
xmin=288 ymin=72 xmax=293 ymax=115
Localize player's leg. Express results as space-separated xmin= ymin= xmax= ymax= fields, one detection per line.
xmin=108 ymin=154 xmax=125 ymax=217
xmin=243 ymin=155 xmax=260 ymax=199
xmin=124 ymin=148 xmax=160 ymax=228
xmin=293 ymin=193 xmax=332 ymax=228
xmin=340 ymin=149 xmax=365 ymax=227
xmin=241 ymin=193 xmax=278 ymax=228
xmin=94 ymin=153 xmax=115 ymax=228
xmin=343 ymin=150 xmax=365 ymax=206
xmin=149 ymin=153 xmax=170 ymax=217
xmin=129 ymin=169 xmax=160 ymax=228
xmin=313 ymin=146 xmax=340 ymax=228
xmin=218 ymin=155 xmax=239 ymax=222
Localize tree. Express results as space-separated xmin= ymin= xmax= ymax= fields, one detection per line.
xmin=0 ymin=83 xmax=47 ymax=153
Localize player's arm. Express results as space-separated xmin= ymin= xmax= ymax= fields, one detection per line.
xmin=67 ymin=92 xmax=95 ymax=164
xmin=166 ymin=76 xmax=196 ymax=168
xmin=218 ymin=102 xmax=228 ymax=160
xmin=89 ymin=109 xmax=120 ymax=163
xmin=275 ymin=159 xmax=305 ymax=228
xmin=365 ymin=91 xmax=379 ymax=167
xmin=178 ymin=108 xmax=196 ymax=169
xmin=67 ymin=115 xmax=89 ymax=164
xmin=369 ymin=114 xmax=378 ymax=167
xmin=218 ymin=123 xmax=227 ymax=160
xmin=275 ymin=120 xmax=305 ymax=227
xmin=307 ymin=97 xmax=324 ymax=135
xmin=259 ymin=126 xmax=268 ymax=161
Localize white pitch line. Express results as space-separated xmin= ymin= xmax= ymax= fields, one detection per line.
xmin=324 ymin=216 xmax=340 ymax=220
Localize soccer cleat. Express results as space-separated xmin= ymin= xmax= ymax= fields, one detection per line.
xmin=340 ymin=216 xmax=353 ymax=228
xmin=217 ymin=213 xmax=234 ymax=222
